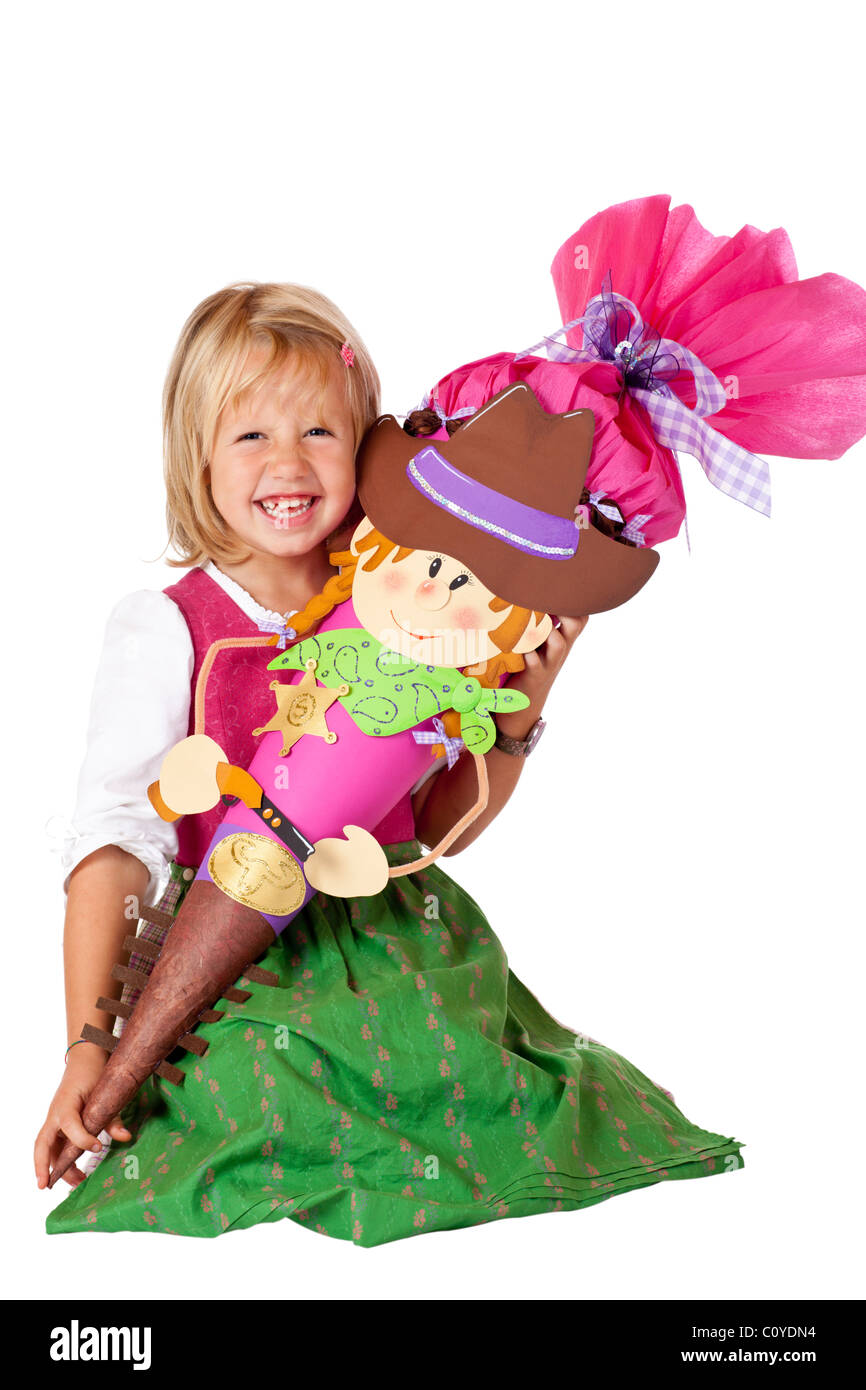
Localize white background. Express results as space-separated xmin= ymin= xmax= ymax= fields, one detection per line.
xmin=4 ymin=0 xmax=864 ymax=1302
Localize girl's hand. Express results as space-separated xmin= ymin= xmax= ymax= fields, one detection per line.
xmin=34 ymin=1042 xmax=132 ymax=1190
xmin=495 ymin=615 xmax=589 ymax=740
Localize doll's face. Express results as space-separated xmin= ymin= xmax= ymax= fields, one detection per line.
xmin=349 ymin=518 xmax=552 ymax=667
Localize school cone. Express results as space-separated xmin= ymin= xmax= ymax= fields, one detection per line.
xmin=48 ymin=880 xmax=274 ymax=1189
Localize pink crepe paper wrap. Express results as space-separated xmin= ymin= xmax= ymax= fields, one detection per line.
xmin=425 ymin=196 xmax=866 ymax=546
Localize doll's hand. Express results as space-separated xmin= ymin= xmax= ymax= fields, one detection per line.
xmin=495 ymin=615 xmax=589 ymax=740
xmin=34 ymin=1043 xmax=132 ymax=1190
xmin=149 ymin=734 xmax=229 ymax=819
xmin=306 ymin=826 xmax=390 ymax=897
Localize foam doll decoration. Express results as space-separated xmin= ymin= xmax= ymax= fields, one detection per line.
xmin=48 ymin=382 xmax=658 ymax=1187
xmin=158 ymin=379 xmax=660 ymax=927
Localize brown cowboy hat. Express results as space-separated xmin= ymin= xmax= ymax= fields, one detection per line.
xmin=356 ymin=382 xmax=658 ymax=616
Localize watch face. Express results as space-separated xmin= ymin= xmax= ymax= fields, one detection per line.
xmin=525 ymin=717 xmax=546 ymax=755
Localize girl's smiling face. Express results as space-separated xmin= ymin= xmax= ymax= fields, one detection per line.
xmin=207 ymin=349 xmax=357 ymax=558
xmin=350 ymin=518 xmax=552 ymax=667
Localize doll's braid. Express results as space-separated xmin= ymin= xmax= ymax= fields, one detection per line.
xmin=289 ymin=567 xmax=354 ymax=638
xmin=577 ymin=487 xmax=639 ymax=549
xmin=404 ymin=408 xmax=465 ymax=439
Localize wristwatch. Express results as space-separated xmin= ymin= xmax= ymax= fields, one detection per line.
xmin=493 ymin=717 xmax=547 ymax=758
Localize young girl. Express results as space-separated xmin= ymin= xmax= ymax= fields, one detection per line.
xmin=35 ymin=282 xmax=589 ymax=1226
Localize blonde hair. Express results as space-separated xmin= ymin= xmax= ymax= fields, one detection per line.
xmin=163 ymin=282 xmax=380 ymax=567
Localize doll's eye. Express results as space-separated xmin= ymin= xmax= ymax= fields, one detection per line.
xmin=449 ymin=574 xmax=470 ymax=591
xmin=427 ymin=556 xmax=443 ymax=578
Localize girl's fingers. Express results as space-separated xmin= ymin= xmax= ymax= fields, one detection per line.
xmin=35 ymin=1128 xmax=85 ymax=1190
xmin=539 ymin=616 xmax=587 ymax=667
xmin=106 ymin=1117 xmax=132 ymax=1142
xmin=34 ymin=1127 xmax=55 ymax=1188
xmin=55 ymin=1112 xmax=103 ymax=1156
xmin=513 ymin=614 xmax=588 ymax=694
xmin=558 ymin=614 xmax=589 ymax=645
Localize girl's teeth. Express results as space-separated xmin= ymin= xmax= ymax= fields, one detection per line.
xmin=260 ymin=498 xmax=314 ymax=514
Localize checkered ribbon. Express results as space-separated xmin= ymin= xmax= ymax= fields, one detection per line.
xmin=256 ymin=618 xmax=297 ymax=649
xmin=518 ymin=276 xmax=772 ymax=518
xmin=413 ymin=716 xmax=465 ymax=769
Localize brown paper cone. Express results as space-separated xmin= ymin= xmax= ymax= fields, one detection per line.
xmin=49 ymin=880 xmax=274 ymax=1189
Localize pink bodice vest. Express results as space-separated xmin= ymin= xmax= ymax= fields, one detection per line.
xmin=163 ymin=569 xmax=416 ymax=869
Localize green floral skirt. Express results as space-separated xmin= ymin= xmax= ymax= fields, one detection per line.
xmin=47 ymin=844 xmax=743 ymax=1245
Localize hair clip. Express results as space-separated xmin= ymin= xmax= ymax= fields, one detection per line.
xmin=340 ymin=342 xmax=355 ymax=367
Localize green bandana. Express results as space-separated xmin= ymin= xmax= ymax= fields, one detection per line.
xmin=268 ymin=628 xmax=529 ymax=754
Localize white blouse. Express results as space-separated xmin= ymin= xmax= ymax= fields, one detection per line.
xmin=55 ymin=562 xmax=440 ymax=906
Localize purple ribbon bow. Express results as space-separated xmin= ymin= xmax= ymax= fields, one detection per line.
xmin=413 ymin=716 xmax=465 ymax=769
xmin=256 ymin=618 xmax=297 ymax=649
xmin=517 ymin=273 xmax=771 ymax=518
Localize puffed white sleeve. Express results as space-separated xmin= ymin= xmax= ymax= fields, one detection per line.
xmin=55 ymin=590 xmax=194 ymax=906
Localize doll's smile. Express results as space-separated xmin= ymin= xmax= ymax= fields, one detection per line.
xmin=389 ymin=608 xmax=439 ymax=640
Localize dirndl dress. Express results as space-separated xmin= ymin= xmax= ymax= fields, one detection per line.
xmin=46 ymin=846 xmax=743 ymax=1245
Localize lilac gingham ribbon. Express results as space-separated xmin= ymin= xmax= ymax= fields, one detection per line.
xmin=517 ymin=274 xmax=772 ymax=518
xmin=256 ymin=617 xmax=297 ymax=649
xmin=413 ymin=716 xmax=465 ymax=769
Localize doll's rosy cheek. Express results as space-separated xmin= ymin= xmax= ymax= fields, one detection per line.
xmin=452 ymin=604 xmax=481 ymax=630
xmin=383 ymin=570 xmax=407 ymax=592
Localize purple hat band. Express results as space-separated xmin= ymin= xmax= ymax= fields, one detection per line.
xmin=406 ymin=446 xmax=580 ymax=561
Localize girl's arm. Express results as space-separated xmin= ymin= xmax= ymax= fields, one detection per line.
xmin=36 ymin=590 xmax=193 ymax=1189
xmin=35 ymin=847 xmax=149 ymax=1188
xmin=413 ymin=616 xmax=588 ymax=853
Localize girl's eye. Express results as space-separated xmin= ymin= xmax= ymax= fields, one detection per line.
xmin=449 ymin=574 xmax=470 ymax=591
xmin=307 ymin=427 xmax=331 ymax=437
xmin=238 ymin=432 xmax=263 ymax=442
xmin=427 ymin=556 xmax=443 ymax=579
